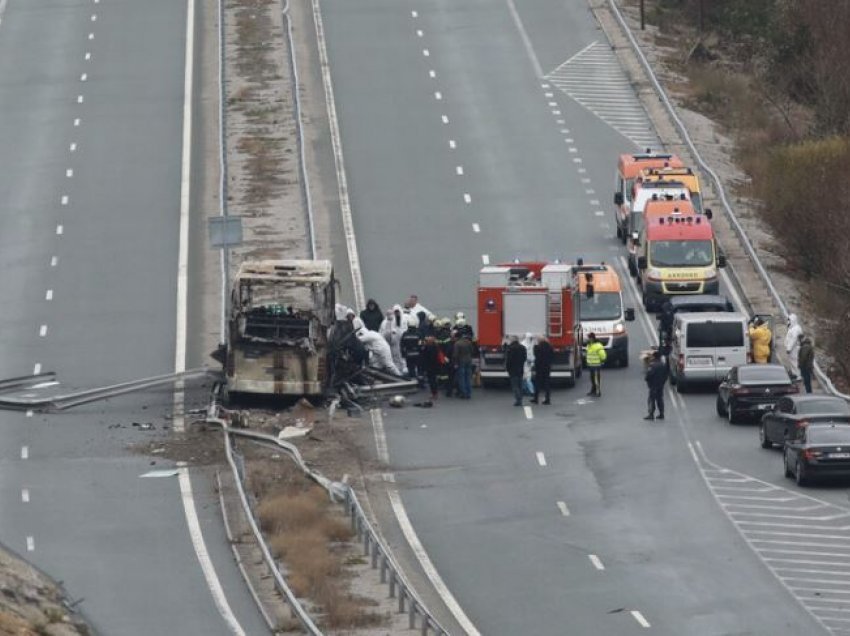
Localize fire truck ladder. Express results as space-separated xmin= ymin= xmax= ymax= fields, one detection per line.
xmin=548 ymin=292 xmax=563 ymax=337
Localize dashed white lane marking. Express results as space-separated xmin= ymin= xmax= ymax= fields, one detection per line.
xmin=556 ymin=119 xmax=565 ymax=124
xmin=594 ymin=211 xmax=604 ymax=216
xmin=26 ymin=537 xmax=34 ymax=552
xmin=441 ymin=114 xmax=449 ymax=124
xmin=20 ymin=446 xmax=28 ymax=460
xmin=178 ymin=467 xmax=247 ymax=635
xmin=429 ymin=69 xmax=436 ymax=78
xmin=411 ymin=9 xmax=417 ymax=17
xmin=577 ymin=167 xmax=586 ymax=173
xmin=581 ymin=177 xmax=591 ymax=184
xmin=21 ymin=489 xmax=29 ymax=503
xmin=455 ymin=165 xmax=464 ymax=175
xmin=422 ymin=48 xmax=430 ymax=57
xmin=560 ymin=128 xmax=570 ymax=134
xmin=546 ymin=41 xmax=660 ymax=148
xmin=557 ymin=501 xmax=570 ymax=516
xmin=572 ymin=157 xmax=582 ymax=163
xmin=416 ymin=29 xmax=423 ymax=37
xmin=66 ymin=169 xmax=73 ymax=178
xmin=434 ymin=91 xmax=442 ymax=100
xmin=588 ymin=554 xmax=605 ymax=570
xmin=38 ymin=325 xmax=47 ymax=337
xmin=61 ymin=195 xmax=69 ymax=205
xmin=387 ymin=488 xmax=482 ymax=636
xmin=631 ymin=610 xmax=651 ymax=628
xmin=523 ymin=405 xmax=533 ymax=420
xmin=568 ymin=147 xmax=577 ymax=153
xmin=87 ymin=32 xmax=94 ymax=40
xmin=50 ymin=256 xmax=58 ymax=267
xmin=541 ymin=83 xmax=549 ymax=88
xmin=73 ymin=118 xmax=80 ymax=126
xmin=90 ymin=13 xmax=96 ymax=20
xmin=590 ymin=199 xmax=600 ymax=206
xmin=45 ymin=290 xmax=53 ymax=300
xmin=84 ymin=52 xmax=91 ymax=60
xmin=472 ymin=223 xmax=480 ymax=233
xmin=548 ymin=101 xmax=557 ymax=107
xmin=76 ymin=95 xmax=84 ymax=104
xmin=536 ymin=451 xmax=547 ymax=467
xmin=33 ymin=363 xmax=41 ymax=374
xmin=80 ymin=73 xmax=87 ymax=82
xmin=448 ymin=139 xmax=456 ymax=149
xmin=552 ymin=109 xmax=561 ymax=115
xmin=463 ymin=193 xmax=472 ymax=204
xmin=56 ymin=225 xmax=63 ymax=235
xmin=481 ymin=254 xmax=490 ymax=265
xmin=70 ymin=142 xmax=77 ymax=152
xmin=25 ymin=410 xmax=33 ymax=418
xmin=545 ymin=92 xmax=553 ymax=97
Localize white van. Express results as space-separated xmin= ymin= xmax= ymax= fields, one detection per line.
xmin=668 ymin=312 xmax=749 ymax=392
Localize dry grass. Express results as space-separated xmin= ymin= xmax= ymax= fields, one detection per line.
xmin=249 ymin=461 xmax=381 ymax=629
xmin=0 ymin=611 xmax=33 ymax=635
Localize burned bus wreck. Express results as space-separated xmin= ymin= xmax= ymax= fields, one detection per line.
xmin=225 ymin=260 xmax=335 ymax=398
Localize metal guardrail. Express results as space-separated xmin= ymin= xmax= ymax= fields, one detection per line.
xmin=282 ymin=0 xmax=317 ymax=261
xmin=607 ymin=0 xmax=850 ymax=400
xmin=206 ymin=400 xmax=451 ymax=635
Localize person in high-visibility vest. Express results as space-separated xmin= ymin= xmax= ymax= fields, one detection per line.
xmin=585 ymin=332 xmax=607 ymax=397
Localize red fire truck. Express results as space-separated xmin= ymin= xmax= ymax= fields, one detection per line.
xmin=477 ymin=261 xmax=582 ymax=387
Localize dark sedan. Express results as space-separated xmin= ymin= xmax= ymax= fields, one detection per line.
xmin=716 ymin=364 xmax=797 ymax=424
xmin=784 ymin=423 xmax=850 ymax=486
xmin=760 ymin=395 xmax=850 ymax=448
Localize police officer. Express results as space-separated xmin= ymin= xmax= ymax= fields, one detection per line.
xmin=585 ymin=332 xmax=606 ymax=397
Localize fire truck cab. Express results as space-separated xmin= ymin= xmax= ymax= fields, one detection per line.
xmin=477 ymin=262 xmax=582 ymax=387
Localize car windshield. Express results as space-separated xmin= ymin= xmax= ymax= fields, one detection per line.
xmin=798 ymin=399 xmax=850 ymax=415
xmin=580 ymin=292 xmax=622 ymax=320
xmin=808 ymin=427 xmax=850 ymax=444
xmin=650 ymin=240 xmax=713 ymax=267
xmin=739 ymin=366 xmax=790 ymax=384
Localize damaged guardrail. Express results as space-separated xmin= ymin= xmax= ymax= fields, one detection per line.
xmin=607 ymin=0 xmax=850 ymax=400
xmin=0 ymin=368 xmax=213 ymax=412
xmin=206 ymin=398 xmax=450 ymax=635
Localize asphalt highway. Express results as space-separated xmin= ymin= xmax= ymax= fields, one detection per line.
xmin=320 ymin=0 xmax=843 ymax=634
xmin=0 ymin=1 xmax=265 ymax=633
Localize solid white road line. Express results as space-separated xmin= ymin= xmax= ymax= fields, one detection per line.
xmin=370 ymin=409 xmax=390 ymax=464
xmin=312 ymin=0 xmax=364 ymax=308
xmin=387 ymin=489 xmax=482 ymax=636
xmin=631 ymin=610 xmax=651 ymax=628
xmin=523 ymin=405 xmax=533 ymax=420
xmin=557 ymin=501 xmax=570 ymax=516
xmin=536 ymin=451 xmax=547 ymax=466
xmin=178 ymin=468 xmax=246 ymax=635
xmin=506 ymin=0 xmax=543 ymax=77
xmin=588 ymin=554 xmax=605 ymax=570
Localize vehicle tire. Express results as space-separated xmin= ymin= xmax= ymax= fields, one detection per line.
xmin=784 ymin=453 xmax=793 ymax=478
xmin=716 ymin=395 xmax=727 ymax=417
xmin=795 ymin=460 xmax=808 ymax=487
xmin=759 ymin=425 xmax=772 ymax=449
xmin=727 ymin=400 xmax=738 ymax=424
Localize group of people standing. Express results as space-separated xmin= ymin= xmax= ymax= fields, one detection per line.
xmin=748 ymin=313 xmax=815 ymax=393
xmin=337 ymin=295 xmax=478 ymax=400
xmin=504 ymin=334 xmax=555 ymax=406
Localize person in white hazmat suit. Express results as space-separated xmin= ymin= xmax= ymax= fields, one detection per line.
xmin=356 ymin=328 xmax=401 ymax=376
xmin=521 ymin=332 xmax=536 ymax=395
xmin=380 ymin=305 xmax=408 ymax=374
xmin=784 ymin=314 xmax=803 ymax=379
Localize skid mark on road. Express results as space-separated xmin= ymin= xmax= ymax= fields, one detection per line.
xmin=693 ymin=442 xmax=850 ymax=635
xmin=545 ymin=42 xmax=659 ymax=149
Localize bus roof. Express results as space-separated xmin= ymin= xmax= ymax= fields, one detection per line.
xmin=646 ymin=215 xmax=713 ymax=240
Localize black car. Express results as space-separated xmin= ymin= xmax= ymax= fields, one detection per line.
xmin=716 ymin=364 xmax=797 ymax=424
xmin=784 ymin=423 xmax=850 ymax=486
xmin=760 ymin=395 xmax=850 ymax=449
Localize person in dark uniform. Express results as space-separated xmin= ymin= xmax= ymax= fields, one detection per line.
xmin=531 ymin=336 xmax=554 ymax=405
xmin=644 ymin=349 xmax=668 ymax=420
xmin=505 ymin=336 xmax=527 ymax=406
